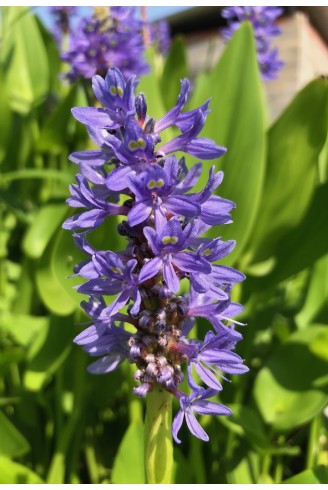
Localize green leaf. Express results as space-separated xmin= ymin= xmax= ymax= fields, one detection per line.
xmin=3 ymin=7 xmax=49 ymax=114
xmin=189 ymin=23 xmax=266 ymax=265
xmin=296 ymin=254 xmax=328 ymax=329
xmin=0 ymin=72 xmax=12 ymax=164
xmin=35 ymin=224 xmax=77 ymax=316
xmin=227 ymin=450 xmax=260 ymax=484
xmin=36 ymin=84 xmax=81 ymax=154
xmin=35 ymin=15 xmax=61 ymax=94
xmin=0 ymin=348 xmax=25 ymax=375
xmin=0 ymin=411 xmax=30 ymax=458
xmin=111 ymin=422 xmax=145 ymax=483
xmin=138 ymin=48 xmax=174 ymax=146
xmin=172 ymin=447 xmax=192 ymax=484
xmin=254 ymin=326 xmax=328 ymax=431
xmin=247 ymin=183 xmax=328 ymax=290
xmin=0 ymin=455 xmax=44 ymax=484
xmin=246 ymin=77 xmax=328 ymax=265
xmin=24 ymin=314 xmax=74 ymax=391
xmin=228 ymin=404 xmax=270 ymax=449
xmin=309 ymin=328 xmax=328 ymax=362
xmin=22 ymin=204 xmax=67 ymax=259
xmin=284 ymin=467 xmax=328 ymax=484
xmin=160 ymin=36 xmax=188 ymax=110
xmin=6 ymin=314 xmax=49 ymax=348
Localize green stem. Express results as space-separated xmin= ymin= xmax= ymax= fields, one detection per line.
xmin=144 ymin=385 xmax=173 ymax=484
xmin=0 ymin=168 xmax=72 ymax=185
xmin=85 ymin=440 xmax=99 ymax=484
xmin=274 ymin=456 xmax=283 ymax=483
xmin=306 ymin=413 xmax=321 ymax=469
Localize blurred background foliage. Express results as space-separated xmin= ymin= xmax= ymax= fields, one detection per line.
xmin=0 ymin=6 xmax=328 ymax=484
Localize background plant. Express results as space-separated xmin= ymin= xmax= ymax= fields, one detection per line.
xmin=0 ymin=6 xmax=327 ymax=484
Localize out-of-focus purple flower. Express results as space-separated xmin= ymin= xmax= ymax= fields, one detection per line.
xmin=221 ymin=6 xmax=284 ymax=80
xmin=150 ymin=20 xmax=171 ymax=55
xmin=64 ymin=66 xmax=247 ymax=444
xmin=61 ymin=7 xmax=149 ymax=82
xmin=49 ymin=6 xmax=77 ymax=43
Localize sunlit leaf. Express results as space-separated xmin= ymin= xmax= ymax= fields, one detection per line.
xmin=254 ymin=326 xmax=328 ymax=431
xmin=35 ymin=224 xmax=77 ymax=316
xmin=0 ymin=455 xmax=44 ymax=484
xmin=22 ymin=204 xmax=67 ymax=259
xmin=189 ymin=23 xmax=266 ymax=265
xmin=112 ymin=422 xmax=145 ymax=483
xmin=284 ymin=467 xmax=328 ymax=484
xmin=0 ymin=411 xmax=30 ymax=458
xmin=160 ymin=36 xmax=188 ymax=110
xmin=247 ymin=183 xmax=328 ymax=291
xmin=3 ymin=7 xmax=49 ymax=114
xmin=24 ymin=314 xmax=74 ymax=391
xmin=36 ymin=84 xmax=81 ymax=154
xmin=296 ymin=254 xmax=328 ymax=329
xmin=246 ymin=77 xmax=328 ymax=265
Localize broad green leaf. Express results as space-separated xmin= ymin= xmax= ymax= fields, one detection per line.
xmin=228 ymin=404 xmax=270 ymax=449
xmin=309 ymin=328 xmax=328 ymax=362
xmin=138 ymin=48 xmax=174 ymax=146
xmin=22 ymin=204 xmax=67 ymax=259
xmin=36 ymin=84 xmax=81 ymax=154
xmin=35 ymin=224 xmax=77 ymax=316
xmin=0 ymin=113 xmax=34 ymax=175
xmin=172 ymin=447 xmax=192 ymax=484
xmin=189 ymin=23 xmax=266 ymax=265
xmin=247 ymin=183 xmax=328 ymax=290
xmin=284 ymin=467 xmax=328 ymax=484
xmin=6 ymin=314 xmax=48 ymax=348
xmin=24 ymin=314 xmax=74 ymax=391
xmin=11 ymin=259 xmax=34 ymax=314
xmin=139 ymin=48 xmax=167 ymax=118
xmin=0 ymin=455 xmax=44 ymax=484
xmin=35 ymin=15 xmax=61 ymax=94
xmin=254 ymin=326 xmax=328 ymax=431
xmin=0 ymin=348 xmax=25 ymax=375
xmin=3 ymin=7 xmax=49 ymax=114
xmin=111 ymin=422 xmax=145 ymax=483
xmin=246 ymin=77 xmax=328 ymax=265
xmin=0 ymin=411 xmax=30 ymax=458
xmin=0 ymin=72 xmax=12 ymax=164
xmin=160 ymin=36 xmax=188 ymax=110
xmin=296 ymin=254 xmax=328 ymax=329
xmin=227 ymin=450 xmax=260 ymax=484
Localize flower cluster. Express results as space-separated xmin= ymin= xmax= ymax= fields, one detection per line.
xmin=61 ymin=7 xmax=149 ymax=81
xmin=149 ymin=20 xmax=171 ymax=55
xmin=221 ymin=6 xmax=284 ymax=80
xmin=49 ymin=6 xmax=77 ymax=43
xmin=63 ymin=66 xmax=248 ymax=443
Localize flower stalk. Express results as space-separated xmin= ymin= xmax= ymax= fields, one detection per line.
xmin=144 ymin=385 xmax=173 ymax=484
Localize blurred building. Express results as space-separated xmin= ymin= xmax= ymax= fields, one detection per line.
xmin=165 ymin=7 xmax=328 ymax=120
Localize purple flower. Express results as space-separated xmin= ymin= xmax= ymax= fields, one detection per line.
xmin=139 ymin=218 xmax=211 ymax=293
xmin=150 ymin=20 xmax=171 ymax=55
xmin=49 ymin=6 xmax=77 ymax=42
xmin=64 ymin=66 xmax=247 ymax=444
xmin=172 ymin=388 xmax=232 ymax=443
xmin=61 ymin=7 xmax=149 ymax=81
xmin=221 ymin=6 xmax=284 ymax=80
